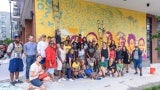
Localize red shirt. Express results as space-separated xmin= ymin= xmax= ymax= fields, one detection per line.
xmin=109 ymin=50 xmax=116 ymax=59
xmin=45 ymin=44 xmax=57 ymax=69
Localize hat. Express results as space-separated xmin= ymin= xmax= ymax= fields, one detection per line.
xmin=14 ymin=34 xmax=20 ymax=38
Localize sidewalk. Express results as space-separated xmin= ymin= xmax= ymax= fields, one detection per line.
xmin=0 ymin=63 xmax=160 ymax=90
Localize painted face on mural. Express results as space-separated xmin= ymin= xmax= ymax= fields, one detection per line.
xmin=118 ymin=37 xmax=126 ymax=46
xmin=138 ymin=39 xmax=145 ymax=51
xmin=129 ymin=39 xmax=135 ymax=51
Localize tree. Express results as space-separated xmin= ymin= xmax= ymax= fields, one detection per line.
xmin=3 ymin=38 xmax=12 ymax=45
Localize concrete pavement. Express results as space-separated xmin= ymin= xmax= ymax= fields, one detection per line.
xmin=0 ymin=62 xmax=160 ymax=90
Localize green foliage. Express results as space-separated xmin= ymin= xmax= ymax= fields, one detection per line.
xmin=157 ymin=16 xmax=160 ymax=21
xmin=3 ymin=38 xmax=12 ymax=45
xmin=152 ymin=30 xmax=160 ymax=52
xmin=144 ymin=84 xmax=160 ymax=90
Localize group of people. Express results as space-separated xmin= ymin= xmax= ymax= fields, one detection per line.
xmin=5 ymin=29 xmax=143 ymax=90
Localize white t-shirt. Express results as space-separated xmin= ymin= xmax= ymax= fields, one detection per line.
xmin=59 ymin=48 xmax=66 ymax=61
xmin=30 ymin=63 xmax=42 ymax=80
xmin=7 ymin=42 xmax=23 ymax=59
xmin=37 ymin=41 xmax=48 ymax=57
xmin=78 ymin=49 xmax=85 ymax=57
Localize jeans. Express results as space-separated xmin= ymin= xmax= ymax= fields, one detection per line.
xmin=26 ymin=55 xmax=36 ymax=79
xmin=104 ymin=58 xmax=108 ymax=64
xmin=67 ymin=68 xmax=72 ymax=79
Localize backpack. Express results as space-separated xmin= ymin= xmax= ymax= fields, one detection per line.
xmin=10 ymin=42 xmax=23 ymax=53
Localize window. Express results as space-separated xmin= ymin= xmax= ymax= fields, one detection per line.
xmin=2 ymin=34 xmax=6 ymax=38
xmin=1 ymin=15 xmax=6 ymax=20
xmin=1 ymin=21 xmax=5 ymax=25
xmin=1 ymin=27 xmax=6 ymax=33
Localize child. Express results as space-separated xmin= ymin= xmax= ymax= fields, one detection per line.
xmin=85 ymin=65 xmax=96 ymax=79
xmin=72 ymin=58 xmax=80 ymax=78
xmin=116 ymin=60 xmax=124 ymax=77
xmin=107 ymin=60 xmax=116 ymax=77
xmin=78 ymin=60 xmax=87 ymax=78
xmin=97 ymin=56 xmax=107 ymax=78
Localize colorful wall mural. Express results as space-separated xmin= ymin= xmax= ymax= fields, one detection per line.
xmin=34 ymin=0 xmax=147 ymax=60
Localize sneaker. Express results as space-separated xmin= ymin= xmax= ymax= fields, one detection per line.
xmin=10 ymin=81 xmax=15 ymax=86
xmin=58 ymin=79 xmax=61 ymax=82
xmin=15 ymin=80 xmax=23 ymax=84
xmin=134 ymin=72 xmax=138 ymax=75
xmin=68 ymin=79 xmax=74 ymax=81
xmin=84 ymin=76 xmax=87 ymax=79
xmin=61 ymin=78 xmax=66 ymax=81
xmin=140 ymin=73 xmax=142 ymax=76
xmin=26 ymin=79 xmax=30 ymax=83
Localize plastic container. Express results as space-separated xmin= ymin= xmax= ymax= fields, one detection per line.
xmin=150 ymin=67 xmax=156 ymax=74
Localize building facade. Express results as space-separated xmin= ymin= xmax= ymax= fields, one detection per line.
xmin=15 ymin=0 xmax=160 ymax=63
xmin=0 ymin=12 xmax=11 ymax=40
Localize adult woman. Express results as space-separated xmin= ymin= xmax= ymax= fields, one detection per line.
xmin=109 ymin=40 xmax=117 ymax=50
xmin=66 ymin=48 xmax=74 ymax=81
xmin=122 ymin=46 xmax=130 ymax=73
xmin=57 ymin=42 xmax=67 ymax=82
xmin=45 ymin=40 xmax=57 ymax=82
xmin=29 ymin=55 xmax=50 ymax=90
xmin=101 ymin=42 xmax=110 ymax=63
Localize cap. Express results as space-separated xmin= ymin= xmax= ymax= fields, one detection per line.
xmin=14 ymin=34 xmax=20 ymax=38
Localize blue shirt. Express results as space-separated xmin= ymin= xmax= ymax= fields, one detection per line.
xmin=24 ymin=42 xmax=37 ymax=55
xmin=66 ymin=53 xmax=73 ymax=64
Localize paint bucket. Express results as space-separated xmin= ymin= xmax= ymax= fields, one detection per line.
xmin=150 ymin=67 xmax=156 ymax=74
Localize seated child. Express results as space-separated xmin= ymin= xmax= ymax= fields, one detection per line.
xmin=72 ymin=58 xmax=80 ymax=78
xmin=85 ymin=65 xmax=96 ymax=79
xmin=78 ymin=60 xmax=87 ymax=78
xmin=116 ymin=60 xmax=124 ymax=77
xmin=97 ymin=56 xmax=107 ymax=78
xmin=107 ymin=60 xmax=117 ymax=77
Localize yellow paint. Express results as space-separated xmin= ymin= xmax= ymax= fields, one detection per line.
xmin=34 ymin=0 xmax=54 ymax=39
xmin=34 ymin=0 xmax=147 ymax=59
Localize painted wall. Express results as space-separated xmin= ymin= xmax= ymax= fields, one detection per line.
xmin=35 ymin=0 xmax=54 ymax=40
xmin=34 ymin=0 xmax=147 ymax=60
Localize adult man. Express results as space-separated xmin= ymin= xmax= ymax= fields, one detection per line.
xmin=37 ymin=34 xmax=48 ymax=69
xmin=132 ymin=45 xmax=143 ymax=76
xmin=7 ymin=34 xmax=23 ymax=86
xmin=24 ymin=35 xmax=37 ymax=82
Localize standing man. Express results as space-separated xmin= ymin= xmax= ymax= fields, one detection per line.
xmin=37 ymin=34 xmax=48 ymax=69
xmin=24 ymin=35 xmax=37 ymax=82
xmin=132 ymin=45 xmax=143 ymax=76
xmin=7 ymin=34 xmax=23 ymax=86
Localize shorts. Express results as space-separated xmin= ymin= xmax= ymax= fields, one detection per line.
xmin=47 ymin=68 xmax=55 ymax=74
xmin=133 ymin=59 xmax=142 ymax=69
xmin=57 ymin=59 xmax=63 ymax=70
xmin=87 ymin=58 xmax=96 ymax=67
xmin=9 ymin=58 xmax=24 ymax=73
xmin=30 ymin=78 xmax=43 ymax=87
xmin=39 ymin=58 xmax=46 ymax=64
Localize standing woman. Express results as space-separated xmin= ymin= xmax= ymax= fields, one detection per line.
xmin=101 ymin=42 xmax=110 ymax=64
xmin=66 ymin=48 xmax=74 ymax=81
xmin=45 ymin=39 xmax=57 ymax=82
xmin=55 ymin=29 xmax=61 ymax=47
xmin=57 ymin=42 xmax=67 ymax=82
xmin=109 ymin=40 xmax=117 ymax=50
xmin=122 ymin=46 xmax=130 ymax=73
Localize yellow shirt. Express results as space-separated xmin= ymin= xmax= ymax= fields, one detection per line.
xmin=64 ymin=45 xmax=71 ymax=53
xmin=72 ymin=62 xmax=80 ymax=69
